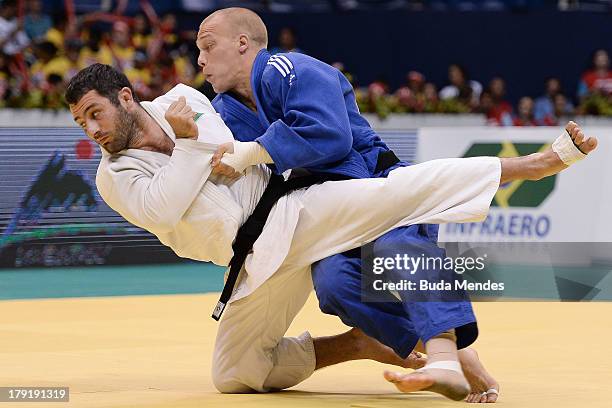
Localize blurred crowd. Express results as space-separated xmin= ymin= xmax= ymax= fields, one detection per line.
xmin=0 ymin=0 xmax=203 ymax=109
xmin=1 ymin=0 xmax=612 ymax=128
xmin=183 ymin=1 xmax=612 ymax=13
xmin=351 ymin=51 xmax=612 ymax=126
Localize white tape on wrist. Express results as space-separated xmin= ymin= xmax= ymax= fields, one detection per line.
xmin=552 ymin=130 xmax=587 ymax=166
xmin=221 ymin=141 xmax=273 ymax=173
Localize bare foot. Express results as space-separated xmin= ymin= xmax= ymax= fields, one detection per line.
xmin=350 ymin=328 xmax=427 ymax=369
xmin=384 ymin=366 xmax=471 ymax=401
xmin=459 ymin=348 xmax=500 ymax=403
xmin=530 ymin=121 xmax=598 ymax=180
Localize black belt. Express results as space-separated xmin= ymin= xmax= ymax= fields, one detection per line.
xmin=212 ymin=171 xmax=349 ymax=320
xmin=375 ymin=150 xmax=401 ymax=174
xmin=211 ymin=149 xmax=401 ymax=321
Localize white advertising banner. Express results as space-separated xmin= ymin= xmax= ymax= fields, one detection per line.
xmin=418 ymin=127 xmax=612 ymax=244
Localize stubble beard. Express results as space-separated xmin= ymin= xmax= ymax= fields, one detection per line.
xmin=107 ymin=106 xmax=144 ymax=153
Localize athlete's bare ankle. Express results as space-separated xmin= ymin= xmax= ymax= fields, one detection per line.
xmin=346 ymin=328 xmax=369 ymax=359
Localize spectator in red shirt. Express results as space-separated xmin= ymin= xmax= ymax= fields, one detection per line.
xmin=513 ymin=96 xmax=537 ymax=126
xmin=577 ymin=49 xmax=612 ymax=100
xmin=395 ymin=70 xmax=426 ymax=112
xmin=485 ymin=77 xmax=513 ymax=126
xmin=422 ymin=82 xmax=439 ymax=110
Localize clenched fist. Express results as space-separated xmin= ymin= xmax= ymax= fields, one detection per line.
xmin=165 ymin=96 xmax=198 ymax=139
xmin=211 ymin=142 xmax=242 ymax=180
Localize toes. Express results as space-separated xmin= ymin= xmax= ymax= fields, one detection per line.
xmin=383 ymin=370 xmax=402 ymax=383
xmin=565 ymin=121 xmax=578 ymax=136
xmin=469 ymin=392 xmax=485 ymax=403
xmin=565 ymin=120 xmax=598 ymax=155
xmin=566 ymin=122 xmax=582 ymax=144
xmin=486 ymin=388 xmax=499 ymax=403
xmin=466 ymin=390 xmax=498 ymax=403
xmin=580 ymin=137 xmax=598 ymax=154
xmin=574 ymin=129 xmax=585 ymax=145
xmin=565 ymin=121 xmax=583 ymax=144
xmin=410 ymin=358 xmax=427 ymax=369
xmin=409 ymin=352 xmax=427 ymax=369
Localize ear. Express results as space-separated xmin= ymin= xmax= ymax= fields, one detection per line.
xmin=238 ymin=34 xmax=249 ymax=54
xmin=117 ymin=87 xmax=134 ymax=108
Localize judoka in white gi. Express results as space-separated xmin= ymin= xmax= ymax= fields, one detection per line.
xmin=66 ymin=64 xmax=597 ymax=401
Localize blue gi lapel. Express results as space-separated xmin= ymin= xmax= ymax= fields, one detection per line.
xmin=217 ymin=92 xmax=264 ymax=137
xmin=251 ymin=49 xmax=273 ymax=128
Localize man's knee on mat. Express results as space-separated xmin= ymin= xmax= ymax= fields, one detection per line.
xmin=211 ymin=365 xmax=255 ymax=394
xmin=212 ymin=377 xmax=253 ymax=394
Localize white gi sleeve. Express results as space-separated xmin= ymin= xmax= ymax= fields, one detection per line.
xmin=96 ymin=139 xmax=216 ymax=233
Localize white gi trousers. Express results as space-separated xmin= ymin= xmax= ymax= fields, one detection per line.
xmin=212 ymin=156 xmax=501 ymax=393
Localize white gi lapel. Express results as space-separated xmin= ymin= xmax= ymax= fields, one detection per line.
xmin=140 ymin=101 xmax=177 ymax=142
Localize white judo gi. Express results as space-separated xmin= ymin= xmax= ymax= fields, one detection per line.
xmin=96 ymin=84 xmax=501 ymax=393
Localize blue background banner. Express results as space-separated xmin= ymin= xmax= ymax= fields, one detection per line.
xmin=0 ymin=128 xmax=182 ymax=268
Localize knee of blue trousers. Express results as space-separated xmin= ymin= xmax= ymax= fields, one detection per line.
xmin=312 ymin=253 xmax=420 ymax=359
xmin=312 ymin=254 xmax=360 ymax=325
xmin=376 ymin=227 xmax=479 ymax=349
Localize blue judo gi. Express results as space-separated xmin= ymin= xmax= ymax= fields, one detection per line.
xmin=212 ymin=49 xmax=478 ymax=357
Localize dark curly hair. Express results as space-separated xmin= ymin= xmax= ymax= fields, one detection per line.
xmin=65 ymin=63 xmax=138 ymax=106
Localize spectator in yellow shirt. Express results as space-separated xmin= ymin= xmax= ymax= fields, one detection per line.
xmin=159 ymin=13 xmax=178 ymax=49
xmin=30 ymin=41 xmax=71 ymax=87
xmin=109 ymin=21 xmax=135 ymax=70
xmin=78 ymin=28 xmax=113 ymax=69
xmin=131 ymin=14 xmax=151 ymax=49
xmin=0 ymin=51 xmax=11 ymax=106
xmin=64 ymin=39 xmax=81 ymax=79
xmin=171 ymin=44 xmax=196 ymax=85
xmin=42 ymin=72 xmax=66 ymax=109
xmin=124 ymin=48 xmax=152 ymax=100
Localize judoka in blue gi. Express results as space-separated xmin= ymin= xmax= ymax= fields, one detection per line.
xmin=198 ymin=7 xmax=500 ymax=402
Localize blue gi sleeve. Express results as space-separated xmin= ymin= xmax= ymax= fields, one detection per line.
xmin=256 ymin=62 xmax=354 ymax=174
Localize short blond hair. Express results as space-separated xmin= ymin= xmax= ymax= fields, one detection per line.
xmin=202 ymin=7 xmax=268 ymax=47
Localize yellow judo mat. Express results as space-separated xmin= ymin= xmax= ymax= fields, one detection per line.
xmin=1 ymin=294 xmax=611 ymax=407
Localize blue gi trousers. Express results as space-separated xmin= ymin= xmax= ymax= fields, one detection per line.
xmin=311 ymin=164 xmax=478 ymax=358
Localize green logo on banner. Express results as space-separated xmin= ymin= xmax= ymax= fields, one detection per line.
xmin=462 ymin=142 xmax=556 ymax=208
